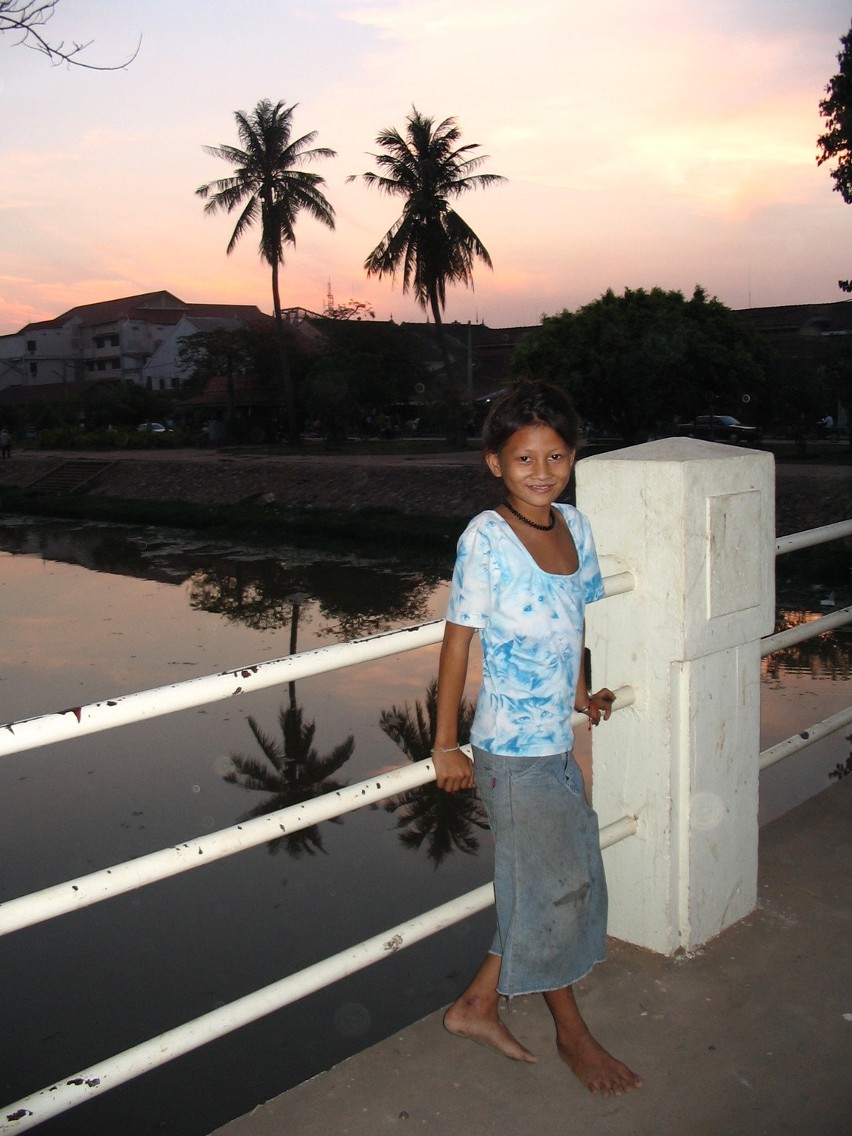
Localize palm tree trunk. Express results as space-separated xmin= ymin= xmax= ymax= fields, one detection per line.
xmin=225 ymin=355 xmax=235 ymax=436
xmin=430 ymin=290 xmax=467 ymax=449
xmin=270 ymin=260 xmax=298 ymax=444
xmin=288 ymin=600 xmax=300 ymax=710
xmin=429 ymin=291 xmax=452 ymax=388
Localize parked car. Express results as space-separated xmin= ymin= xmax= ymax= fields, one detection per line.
xmin=137 ymin=421 xmax=167 ymax=433
xmin=675 ymin=415 xmax=759 ymax=444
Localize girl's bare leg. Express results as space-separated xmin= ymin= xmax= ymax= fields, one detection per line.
xmin=542 ymin=985 xmax=642 ymax=1094
xmin=442 ymin=953 xmax=538 ymax=1063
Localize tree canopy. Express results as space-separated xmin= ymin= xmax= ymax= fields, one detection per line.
xmin=177 ymin=326 xmax=271 ymax=389
xmin=817 ymin=21 xmax=852 ymax=291
xmin=511 ymin=286 xmax=769 ymax=444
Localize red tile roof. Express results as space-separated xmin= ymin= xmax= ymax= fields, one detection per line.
xmin=17 ymin=293 xmax=274 ymax=334
xmin=19 ymin=291 xmax=186 ymax=332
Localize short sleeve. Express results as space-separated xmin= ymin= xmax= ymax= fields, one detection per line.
xmin=445 ymin=517 xmax=494 ymax=628
xmin=575 ymin=511 xmax=605 ymax=605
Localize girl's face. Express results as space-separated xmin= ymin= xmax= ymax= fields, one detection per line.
xmin=485 ymin=424 xmax=575 ymax=512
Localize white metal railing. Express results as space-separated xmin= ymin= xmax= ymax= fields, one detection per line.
xmin=774 ymin=518 xmax=852 ymax=556
xmin=5 ymin=512 xmax=851 ymax=1130
xmin=759 ymin=705 xmax=852 ymax=770
xmin=758 ymin=520 xmax=852 ymax=770
xmin=0 ymin=684 xmax=638 ymax=941
xmin=0 ymin=621 xmax=445 ymax=759
xmin=761 ymin=606 xmax=852 ymax=656
xmin=0 ymin=572 xmax=636 ymax=761
xmin=1 ymin=809 xmax=640 ymax=1133
xmin=0 ymin=571 xmax=637 ymax=1131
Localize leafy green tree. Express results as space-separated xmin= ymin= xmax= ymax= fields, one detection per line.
xmin=817 ymin=21 xmax=852 ymax=291
xmin=822 ymin=333 xmax=852 ymax=448
xmin=197 ymin=99 xmax=336 ymax=441
xmin=81 ymin=378 xmax=165 ymax=430
xmin=512 ymin=286 xmax=768 ymax=444
xmin=224 ymin=703 xmax=355 ymax=858
xmin=303 ymin=318 xmax=425 ymax=442
xmin=324 ymin=298 xmax=375 ymax=321
xmin=188 ymin=565 xmax=303 ymax=632
xmin=176 ymin=325 xmax=279 ymax=433
xmin=379 ymin=678 xmax=486 ymax=867
xmin=350 ymin=108 xmax=505 ymax=388
xmin=187 ymin=558 xmax=440 ymax=639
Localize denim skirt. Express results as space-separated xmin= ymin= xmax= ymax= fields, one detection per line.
xmin=473 ymin=746 xmax=608 ymax=997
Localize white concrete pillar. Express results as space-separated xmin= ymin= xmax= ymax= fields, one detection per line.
xmin=576 ymin=438 xmax=775 ymax=954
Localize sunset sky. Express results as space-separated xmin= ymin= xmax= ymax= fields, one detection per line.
xmin=1 ymin=0 xmax=850 ymax=336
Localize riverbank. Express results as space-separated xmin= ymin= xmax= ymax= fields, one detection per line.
xmin=1 ymin=446 xmax=851 ymax=539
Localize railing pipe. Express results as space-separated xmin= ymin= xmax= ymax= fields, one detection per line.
xmin=0 ymin=571 xmax=636 ymax=761
xmin=759 ymin=704 xmax=852 ymax=770
xmin=0 ymin=760 xmax=432 ymax=938
xmin=598 ymin=812 xmax=639 ymax=848
xmin=761 ymin=606 xmax=852 ymax=656
xmin=0 ymin=688 xmax=636 ymax=939
xmin=0 ymin=810 xmax=638 ymax=1133
xmin=0 ymin=885 xmax=494 ymax=1133
xmin=775 ymin=519 xmax=852 ymax=556
xmin=8 ymin=496 xmax=852 ymax=1130
xmin=602 ymin=570 xmax=635 ymax=597
xmin=0 ymin=621 xmax=446 ymax=759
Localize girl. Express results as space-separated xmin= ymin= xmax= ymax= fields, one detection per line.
xmin=433 ymin=381 xmax=641 ymax=1096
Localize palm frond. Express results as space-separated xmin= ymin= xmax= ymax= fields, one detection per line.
xmin=224 ymin=701 xmax=356 ymax=857
xmin=197 ymin=98 xmax=335 ymax=269
xmin=353 ymin=107 xmax=503 ymax=317
xmin=245 ymin=715 xmax=283 ymax=767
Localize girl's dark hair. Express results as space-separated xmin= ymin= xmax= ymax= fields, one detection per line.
xmin=482 ymin=381 xmax=580 ymax=453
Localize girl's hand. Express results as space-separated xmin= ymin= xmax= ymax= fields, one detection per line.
xmin=581 ymin=688 xmax=616 ymax=727
xmin=433 ymin=747 xmax=475 ymax=793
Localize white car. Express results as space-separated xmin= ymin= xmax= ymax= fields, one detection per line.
xmin=137 ymin=421 xmax=167 ymax=433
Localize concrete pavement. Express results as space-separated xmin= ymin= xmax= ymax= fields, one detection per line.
xmin=209 ymin=778 xmax=851 ymax=1136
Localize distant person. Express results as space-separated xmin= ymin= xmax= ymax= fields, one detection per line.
xmin=433 ymin=381 xmax=642 ymax=1096
xmin=0 ymin=427 xmax=10 ymax=459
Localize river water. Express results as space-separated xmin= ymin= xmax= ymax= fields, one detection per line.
xmin=1 ymin=517 xmax=849 ymax=1135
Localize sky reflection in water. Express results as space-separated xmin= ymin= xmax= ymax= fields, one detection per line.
xmin=0 ymin=518 xmax=848 ymax=1135
xmin=0 ymin=520 xmax=490 ymax=1136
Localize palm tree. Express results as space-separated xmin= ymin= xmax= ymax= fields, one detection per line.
xmin=379 ymin=678 xmax=487 ymax=867
xmin=350 ymin=108 xmax=505 ymax=387
xmin=197 ymin=99 xmax=336 ymax=442
xmin=224 ymin=703 xmax=354 ymax=858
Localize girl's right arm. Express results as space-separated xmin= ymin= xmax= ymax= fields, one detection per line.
xmin=432 ymin=621 xmax=477 ymax=793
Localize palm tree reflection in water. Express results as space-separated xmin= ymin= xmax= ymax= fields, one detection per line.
xmin=380 ymin=678 xmax=488 ymax=866
xmin=225 ymin=704 xmax=355 ymax=857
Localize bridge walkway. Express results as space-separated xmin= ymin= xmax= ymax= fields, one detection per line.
xmin=210 ymin=778 xmax=851 ymax=1136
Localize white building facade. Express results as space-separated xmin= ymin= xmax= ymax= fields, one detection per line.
xmin=0 ymin=291 xmax=272 ymax=400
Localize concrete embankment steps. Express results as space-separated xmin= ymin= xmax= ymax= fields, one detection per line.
xmin=24 ymin=458 xmax=117 ymax=495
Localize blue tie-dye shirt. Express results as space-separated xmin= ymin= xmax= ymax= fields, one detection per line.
xmin=446 ymin=504 xmax=605 ymax=757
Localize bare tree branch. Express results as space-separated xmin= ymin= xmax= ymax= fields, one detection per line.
xmin=0 ymin=0 xmax=140 ymax=70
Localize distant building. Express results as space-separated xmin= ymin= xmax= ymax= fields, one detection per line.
xmin=0 ymin=291 xmax=273 ymax=406
xmin=3 ymin=290 xmax=849 ymax=419
xmin=736 ymin=300 xmax=852 ymax=426
xmin=735 ymin=300 xmax=852 ymax=364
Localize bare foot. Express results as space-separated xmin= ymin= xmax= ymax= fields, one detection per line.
xmin=556 ymin=1031 xmax=642 ymax=1095
xmin=443 ymin=999 xmax=538 ymax=1063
